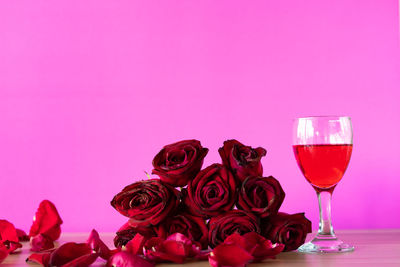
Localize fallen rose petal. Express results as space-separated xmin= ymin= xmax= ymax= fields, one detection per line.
xmin=49 ymin=242 xmax=97 ymax=266
xmin=30 ymin=234 xmax=54 ymax=252
xmin=107 ymin=251 xmax=155 ymax=267
xmin=166 ymin=233 xmax=201 ymax=257
xmin=29 ymin=200 xmax=63 ymax=241
xmin=125 ymin=233 xmax=147 ymax=255
xmin=0 ymin=220 xmax=19 ymax=243
xmin=87 ymin=229 xmax=111 ymax=260
xmin=16 ymin=228 xmax=29 ymax=242
xmin=0 ymin=243 xmax=9 ymax=264
xmin=224 ymin=233 xmax=252 ymax=252
xmin=209 ymin=243 xmax=253 ymax=267
xmin=144 ymin=237 xmax=186 ymax=263
xmin=3 ymin=240 xmax=23 ymax=253
xmin=26 ymin=252 xmax=52 ymax=266
xmin=58 ymin=253 xmax=98 ymax=267
xmin=242 ymin=232 xmax=284 ymax=261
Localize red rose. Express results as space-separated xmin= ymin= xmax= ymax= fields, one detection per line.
xmin=152 ymin=140 xmax=209 ymax=187
xmin=156 ymin=212 xmax=209 ymax=249
xmin=237 ymin=176 xmax=285 ymax=218
xmin=219 ymin=140 xmax=266 ymax=183
xmin=208 ymin=210 xmax=260 ymax=248
xmin=261 ymin=212 xmax=312 ymax=251
xmin=111 ymin=179 xmax=179 ymax=227
xmin=183 ymin=164 xmax=237 ymax=218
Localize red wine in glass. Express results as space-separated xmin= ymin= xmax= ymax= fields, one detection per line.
xmin=293 ymin=116 xmax=354 ymax=253
xmin=293 ymin=144 xmax=352 ymax=190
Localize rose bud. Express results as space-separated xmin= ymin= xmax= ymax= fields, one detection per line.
xmin=237 ymin=176 xmax=285 ymax=218
xmin=111 ymin=179 xmax=179 ymax=227
xmin=152 ymin=139 xmax=209 ymax=187
xmin=218 ymin=139 xmax=267 ymax=183
xmin=29 ymin=200 xmax=63 ymax=241
xmin=261 ymin=212 xmax=312 ymax=251
xmin=208 ymin=210 xmax=260 ymax=248
xmin=113 ymin=222 xmax=157 ymax=248
xmin=183 ymin=164 xmax=237 ymax=218
xmin=156 ymin=212 xmax=209 ymax=249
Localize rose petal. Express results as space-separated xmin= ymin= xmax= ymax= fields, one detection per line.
xmin=0 ymin=219 xmax=19 ymax=243
xmin=242 ymin=232 xmax=284 ymax=261
xmin=86 ymin=229 xmax=111 ymax=260
xmin=3 ymin=240 xmax=23 ymax=253
xmin=125 ymin=233 xmax=147 ymax=255
xmin=0 ymin=243 xmax=9 ymax=264
xmin=224 ymin=233 xmax=252 ymax=252
xmin=143 ymin=237 xmax=186 ymax=263
xmin=59 ymin=253 xmax=98 ymax=267
xmin=209 ymin=243 xmax=253 ymax=267
xmin=106 ymin=251 xmax=155 ymax=267
xmin=30 ymin=234 xmax=54 ymax=252
xmin=26 ymin=251 xmax=52 ymax=266
xmin=29 ymin=200 xmax=63 ymax=241
xmin=16 ymin=228 xmax=29 ymax=242
xmin=49 ymin=242 xmax=97 ymax=266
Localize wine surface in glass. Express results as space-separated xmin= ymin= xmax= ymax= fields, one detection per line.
xmin=293 ymin=144 xmax=352 ymax=189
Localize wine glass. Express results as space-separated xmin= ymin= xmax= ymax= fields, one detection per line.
xmin=293 ymin=116 xmax=354 ymax=253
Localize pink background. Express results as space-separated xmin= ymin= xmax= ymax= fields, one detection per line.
xmin=1 ymin=1 xmax=399 ymax=233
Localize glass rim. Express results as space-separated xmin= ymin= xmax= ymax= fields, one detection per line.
xmin=294 ymin=115 xmax=351 ymax=120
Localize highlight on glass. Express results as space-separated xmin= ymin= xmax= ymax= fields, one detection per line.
xmin=293 ymin=116 xmax=354 ymax=253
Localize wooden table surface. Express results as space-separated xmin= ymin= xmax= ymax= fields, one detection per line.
xmin=3 ymin=229 xmax=400 ymax=267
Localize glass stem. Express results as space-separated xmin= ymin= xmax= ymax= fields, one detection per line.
xmin=317 ymin=190 xmax=336 ymax=237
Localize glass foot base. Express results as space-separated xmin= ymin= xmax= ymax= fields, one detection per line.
xmin=298 ymin=236 xmax=354 ymax=253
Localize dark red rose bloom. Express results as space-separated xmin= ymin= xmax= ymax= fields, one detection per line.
xmin=237 ymin=176 xmax=285 ymax=218
xmin=208 ymin=210 xmax=260 ymax=248
xmin=30 ymin=234 xmax=54 ymax=252
xmin=261 ymin=212 xmax=312 ymax=251
xmin=111 ymin=179 xmax=179 ymax=227
xmin=156 ymin=212 xmax=209 ymax=249
xmin=143 ymin=233 xmax=201 ymax=263
xmin=113 ymin=222 xmax=157 ymax=248
xmin=152 ymin=139 xmax=209 ymax=187
xmin=183 ymin=164 xmax=237 ymax=218
xmin=107 ymin=251 xmax=155 ymax=267
xmin=29 ymin=200 xmax=63 ymax=241
xmin=218 ymin=139 xmax=267 ymax=183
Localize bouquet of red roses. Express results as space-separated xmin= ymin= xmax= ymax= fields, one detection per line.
xmin=111 ymin=139 xmax=311 ymax=266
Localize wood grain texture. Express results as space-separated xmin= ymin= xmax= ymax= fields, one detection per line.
xmin=3 ymin=230 xmax=400 ymax=266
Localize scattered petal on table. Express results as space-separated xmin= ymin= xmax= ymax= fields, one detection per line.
xmin=209 ymin=243 xmax=253 ymax=267
xmin=29 ymin=200 xmax=63 ymax=241
xmin=86 ymin=229 xmax=112 ymax=260
xmin=30 ymin=234 xmax=54 ymax=252
xmin=49 ymin=242 xmax=97 ymax=266
xmin=107 ymin=251 xmax=155 ymax=267
xmin=16 ymin=228 xmax=30 ymax=242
